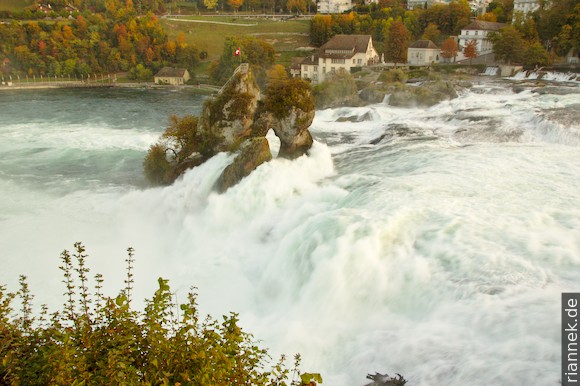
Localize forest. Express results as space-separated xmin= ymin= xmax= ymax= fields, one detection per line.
xmin=0 ymin=0 xmax=199 ymax=79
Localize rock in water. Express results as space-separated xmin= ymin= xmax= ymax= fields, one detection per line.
xmin=198 ymin=64 xmax=261 ymax=152
xmin=216 ymin=137 xmax=272 ymax=193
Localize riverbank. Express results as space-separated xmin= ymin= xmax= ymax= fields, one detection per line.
xmin=0 ymin=81 xmax=220 ymax=93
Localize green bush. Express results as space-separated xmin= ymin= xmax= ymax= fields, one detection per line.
xmin=0 ymin=243 xmax=318 ymax=385
xmin=378 ymin=69 xmax=407 ymax=84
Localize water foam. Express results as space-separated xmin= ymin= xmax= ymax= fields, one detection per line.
xmin=2 ymin=83 xmax=580 ymax=385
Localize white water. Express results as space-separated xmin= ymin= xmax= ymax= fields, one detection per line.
xmin=482 ymin=66 xmax=499 ymax=76
xmin=1 ymin=82 xmax=580 ymax=385
xmin=511 ymin=70 xmax=579 ymax=83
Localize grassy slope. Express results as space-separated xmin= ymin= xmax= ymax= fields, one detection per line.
xmin=160 ymin=16 xmax=311 ymax=78
xmin=0 ymin=0 xmax=30 ymax=11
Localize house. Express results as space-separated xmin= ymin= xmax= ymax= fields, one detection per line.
xmin=512 ymin=0 xmax=540 ymax=22
xmin=154 ymin=67 xmax=190 ymax=85
xmin=457 ymin=20 xmax=505 ymax=56
xmin=299 ymin=35 xmax=379 ymax=84
xmin=407 ymin=40 xmax=441 ymax=66
xmin=406 ymin=0 xmax=451 ymax=9
xmin=317 ymin=0 xmax=352 ymax=14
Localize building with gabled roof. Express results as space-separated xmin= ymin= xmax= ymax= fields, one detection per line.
xmin=458 ymin=20 xmax=505 ymax=56
xmin=407 ymin=40 xmax=441 ymax=66
xmin=297 ymin=35 xmax=379 ymax=84
xmin=154 ymin=67 xmax=190 ymax=85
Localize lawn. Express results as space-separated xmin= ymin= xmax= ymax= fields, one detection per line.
xmin=0 ymin=0 xmax=30 ymax=12
xmin=160 ymin=15 xmax=311 ymax=63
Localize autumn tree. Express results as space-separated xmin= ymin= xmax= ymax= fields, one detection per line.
xmin=286 ymin=0 xmax=306 ymax=14
xmin=384 ymin=20 xmax=410 ymax=66
xmin=228 ymin=0 xmax=244 ymax=12
xmin=463 ymin=39 xmax=478 ymax=64
xmin=422 ymin=23 xmax=441 ymax=44
xmin=204 ymin=0 xmax=218 ymax=10
xmin=440 ymin=37 xmax=458 ymax=62
xmin=477 ymin=12 xmax=497 ymax=22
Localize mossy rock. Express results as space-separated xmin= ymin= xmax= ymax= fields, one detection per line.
xmin=216 ymin=137 xmax=272 ymax=192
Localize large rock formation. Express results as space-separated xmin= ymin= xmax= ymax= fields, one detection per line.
xmin=197 ymin=64 xmax=261 ymax=151
xmin=144 ymin=63 xmax=316 ymax=191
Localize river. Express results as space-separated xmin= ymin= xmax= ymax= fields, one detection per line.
xmin=0 ymin=79 xmax=579 ymax=385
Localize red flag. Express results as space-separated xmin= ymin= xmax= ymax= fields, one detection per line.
xmin=234 ymin=47 xmax=241 ymax=56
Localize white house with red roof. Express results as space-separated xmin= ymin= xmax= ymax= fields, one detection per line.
xmin=298 ymin=35 xmax=380 ymax=84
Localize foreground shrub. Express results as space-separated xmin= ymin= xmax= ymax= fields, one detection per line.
xmin=0 ymin=243 xmax=318 ymax=385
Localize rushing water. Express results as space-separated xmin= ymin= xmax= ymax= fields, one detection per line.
xmin=1 ymin=80 xmax=579 ymax=385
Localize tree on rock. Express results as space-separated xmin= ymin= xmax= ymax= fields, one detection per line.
xmin=463 ymin=39 xmax=478 ymax=64
xmin=143 ymin=115 xmax=218 ymax=185
xmin=384 ymin=20 xmax=410 ymax=66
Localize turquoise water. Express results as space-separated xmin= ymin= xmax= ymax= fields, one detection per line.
xmin=1 ymin=81 xmax=579 ymax=385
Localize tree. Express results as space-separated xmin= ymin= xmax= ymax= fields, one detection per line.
xmin=440 ymin=37 xmax=458 ymax=62
xmin=227 ymin=0 xmax=244 ymax=12
xmin=478 ymin=12 xmax=497 ymax=22
xmin=204 ymin=0 xmax=218 ymax=10
xmin=523 ymin=41 xmax=551 ymax=67
xmin=421 ymin=22 xmax=441 ymax=44
xmin=463 ymin=39 xmax=478 ymax=64
xmin=489 ymin=26 xmax=526 ymax=64
xmin=384 ymin=20 xmax=410 ymax=66
xmin=286 ymin=0 xmax=306 ymax=14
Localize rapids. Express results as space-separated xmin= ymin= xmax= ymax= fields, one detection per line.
xmin=0 ymin=80 xmax=579 ymax=385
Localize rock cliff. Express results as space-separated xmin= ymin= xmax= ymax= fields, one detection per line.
xmin=144 ymin=64 xmax=316 ymax=191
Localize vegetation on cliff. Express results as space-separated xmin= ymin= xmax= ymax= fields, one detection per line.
xmin=0 ymin=243 xmax=317 ymax=385
xmin=144 ymin=63 xmax=315 ymax=189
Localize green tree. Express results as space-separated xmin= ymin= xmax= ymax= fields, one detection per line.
xmin=489 ymin=26 xmax=526 ymax=64
xmin=523 ymin=41 xmax=551 ymax=67
xmin=384 ymin=20 xmax=410 ymax=66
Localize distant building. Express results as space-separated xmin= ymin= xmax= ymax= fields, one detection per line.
xmin=512 ymin=0 xmax=540 ymax=22
xmin=317 ymin=0 xmax=352 ymax=14
xmin=154 ymin=67 xmax=190 ymax=85
xmin=407 ymin=40 xmax=441 ymax=66
xmin=406 ymin=0 xmax=451 ymax=9
xmin=458 ymin=20 xmax=505 ymax=56
xmin=298 ymin=35 xmax=379 ymax=84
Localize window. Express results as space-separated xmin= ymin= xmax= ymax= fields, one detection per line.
xmin=475 ymin=31 xmax=479 ymax=36
xmin=353 ymin=59 xmax=356 ymax=64
xmin=357 ymin=58 xmax=362 ymax=65
xmin=322 ymin=67 xmax=326 ymax=74
xmin=331 ymin=58 xmax=345 ymax=64
xmin=314 ymin=66 xmax=318 ymax=71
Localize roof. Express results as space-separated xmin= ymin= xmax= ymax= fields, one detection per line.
xmin=154 ymin=67 xmax=188 ymax=78
xmin=320 ymin=35 xmax=372 ymax=59
xmin=300 ymin=53 xmax=319 ymax=65
xmin=462 ymin=20 xmax=505 ymax=31
xmin=409 ymin=40 xmax=439 ymax=49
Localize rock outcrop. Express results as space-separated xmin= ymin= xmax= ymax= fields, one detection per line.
xmin=144 ymin=63 xmax=316 ymax=191
xmin=216 ymin=137 xmax=272 ymax=192
xmin=198 ymin=64 xmax=261 ymax=151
